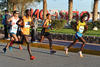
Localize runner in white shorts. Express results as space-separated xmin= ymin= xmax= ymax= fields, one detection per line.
xmin=3 ymin=11 xmax=21 ymax=53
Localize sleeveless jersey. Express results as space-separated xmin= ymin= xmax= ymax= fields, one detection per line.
xmin=44 ymin=19 xmax=52 ymax=32
xmin=21 ymin=16 xmax=32 ymax=35
xmin=77 ymin=21 xmax=86 ymax=33
xmin=10 ymin=17 xmax=19 ymax=34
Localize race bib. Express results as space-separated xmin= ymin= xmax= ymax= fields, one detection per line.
xmin=24 ymin=22 xmax=30 ymax=28
xmin=79 ymin=26 xmax=84 ymax=33
xmin=10 ymin=25 xmax=18 ymax=33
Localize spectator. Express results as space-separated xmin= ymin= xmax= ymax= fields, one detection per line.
xmin=2 ymin=10 xmax=11 ymax=39
xmin=31 ymin=15 xmax=39 ymax=43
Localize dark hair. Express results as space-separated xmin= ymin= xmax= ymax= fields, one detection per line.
xmin=13 ymin=10 xmax=19 ymax=15
xmin=5 ymin=10 xmax=8 ymax=13
xmin=25 ymin=9 xmax=30 ymax=14
xmin=46 ymin=13 xmax=50 ymax=17
xmin=80 ymin=14 xmax=87 ymax=21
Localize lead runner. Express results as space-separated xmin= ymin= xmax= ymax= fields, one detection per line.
xmin=17 ymin=9 xmax=35 ymax=60
xmin=65 ymin=15 xmax=88 ymax=57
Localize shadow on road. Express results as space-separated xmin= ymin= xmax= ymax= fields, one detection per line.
xmin=0 ymin=51 xmax=26 ymax=61
xmin=31 ymin=49 xmax=67 ymax=57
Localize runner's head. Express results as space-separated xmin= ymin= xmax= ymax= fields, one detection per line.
xmin=25 ymin=9 xmax=30 ymax=16
xmin=13 ymin=10 xmax=19 ymax=17
xmin=5 ymin=10 xmax=9 ymax=14
xmin=80 ymin=14 xmax=88 ymax=22
xmin=46 ymin=13 xmax=51 ymax=20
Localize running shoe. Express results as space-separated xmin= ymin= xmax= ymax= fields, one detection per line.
xmin=30 ymin=56 xmax=36 ymax=60
xmin=3 ymin=48 xmax=7 ymax=53
xmin=9 ymin=46 xmax=13 ymax=52
xmin=6 ymin=38 xmax=10 ymax=40
xmin=32 ymin=41 xmax=40 ymax=43
xmin=50 ymin=50 xmax=56 ymax=54
xmin=65 ymin=47 xmax=68 ymax=56
xmin=19 ymin=45 xmax=23 ymax=50
xmin=78 ymin=51 xmax=84 ymax=58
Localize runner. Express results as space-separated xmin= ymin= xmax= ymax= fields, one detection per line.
xmin=40 ymin=13 xmax=56 ymax=54
xmin=17 ymin=9 xmax=35 ymax=60
xmin=16 ymin=16 xmax=23 ymax=50
xmin=3 ymin=11 xmax=20 ymax=52
xmin=65 ymin=15 xmax=88 ymax=58
xmin=2 ymin=10 xmax=11 ymax=39
xmin=31 ymin=15 xmax=39 ymax=43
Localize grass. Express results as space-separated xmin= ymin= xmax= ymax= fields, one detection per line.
xmin=0 ymin=21 xmax=100 ymax=37
xmin=38 ymin=27 xmax=100 ymax=37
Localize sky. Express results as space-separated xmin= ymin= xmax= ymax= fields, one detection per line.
xmin=31 ymin=0 xmax=100 ymax=12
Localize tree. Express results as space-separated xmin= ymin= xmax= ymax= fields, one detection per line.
xmin=68 ymin=0 xmax=73 ymax=24
xmin=92 ymin=0 xmax=99 ymax=30
xmin=0 ymin=0 xmax=7 ymax=10
xmin=92 ymin=0 xmax=99 ymax=22
xmin=7 ymin=0 xmax=41 ymax=16
xmin=43 ymin=0 xmax=47 ymax=19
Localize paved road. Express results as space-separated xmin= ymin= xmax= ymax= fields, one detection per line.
xmin=0 ymin=44 xmax=100 ymax=67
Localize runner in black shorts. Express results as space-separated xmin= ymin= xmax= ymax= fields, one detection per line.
xmin=40 ymin=13 xmax=56 ymax=54
xmin=16 ymin=16 xmax=23 ymax=50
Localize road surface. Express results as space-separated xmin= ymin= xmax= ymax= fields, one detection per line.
xmin=0 ymin=43 xmax=100 ymax=67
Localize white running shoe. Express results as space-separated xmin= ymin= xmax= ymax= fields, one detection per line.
xmin=79 ymin=51 xmax=84 ymax=58
xmin=65 ymin=47 xmax=68 ymax=56
xmin=32 ymin=41 xmax=39 ymax=43
xmin=6 ymin=38 xmax=10 ymax=40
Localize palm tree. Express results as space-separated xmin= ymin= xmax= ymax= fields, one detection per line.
xmin=68 ymin=0 xmax=73 ymax=24
xmin=92 ymin=0 xmax=99 ymax=30
xmin=93 ymin=0 xmax=99 ymax=22
xmin=7 ymin=0 xmax=39 ymax=16
xmin=43 ymin=0 xmax=47 ymax=19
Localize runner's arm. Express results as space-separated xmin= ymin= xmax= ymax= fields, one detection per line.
xmin=30 ymin=18 xmax=35 ymax=28
xmin=17 ymin=19 xmax=24 ymax=27
xmin=83 ymin=25 xmax=88 ymax=33
xmin=7 ymin=17 xmax=12 ymax=25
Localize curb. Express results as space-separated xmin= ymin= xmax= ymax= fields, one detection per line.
xmin=38 ymin=32 xmax=100 ymax=44
xmin=0 ymin=39 xmax=100 ymax=56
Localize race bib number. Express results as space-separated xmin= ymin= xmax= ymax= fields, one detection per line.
xmin=10 ymin=25 xmax=18 ymax=33
xmin=12 ymin=25 xmax=18 ymax=29
xmin=24 ymin=22 xmax=30 ymax=28
xmin=79 ymin=26 xmax=84 ymax=33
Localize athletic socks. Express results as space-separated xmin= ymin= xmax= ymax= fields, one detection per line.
xmin=79 ymin=51 xmax=84 ymax=58
xmin=65 ymin=47 xmax=68 ymax=55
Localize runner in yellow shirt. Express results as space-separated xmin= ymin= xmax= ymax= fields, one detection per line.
xmin=40 ymin=13 xmax=56 ymax=54
xmin=65 ymin=15 xmax=88 ymax=58
xmin=18 ymin=9 xmax=35 ymax=60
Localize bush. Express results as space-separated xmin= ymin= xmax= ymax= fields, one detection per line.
xmin=70 ymin=20 xmax=77 ymax=31
xmin=87 ymin=22 xmax=94 ymax=30
xmin=87 ymin=21 xmax=100 ymax=30
xmin=94 ymin=21 xmax=100 ymax=29
xmin=51 ymin=19 xmax=67 ymax=29
xmin=70 ymin=20 xmax=100 ymax=30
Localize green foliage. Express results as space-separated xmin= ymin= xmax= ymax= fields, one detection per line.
xmin=51 ymin=19 xmax=67 ymax=29
xmin=87 ymin=22 xmax=94 ymax=30
xmin=70 ymin=20 xmax=77 ymax=31
xmin=70 ymin=20 xmax=100 ymax=30
xmin=87 ymin=21 xmax=100 ymax=30
xmin=0 ymin=17 xmax=3 ymax=28
xmin=94 ymin=21 xmax=100 ymax=29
